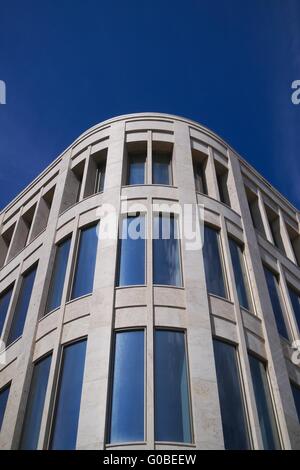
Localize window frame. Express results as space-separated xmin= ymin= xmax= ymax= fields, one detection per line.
xmin=44 ymin=236 xmax=71 ymax=316
xmin=153 ymin=327 xmax=193 ymax=444
xmin=213 ymin=336 xmax=252 ymax=449
xmin=106 ymin=327 xmax=147 ymax=445
xmin=126 ymin=153 xmax=147 ymax=186
xmin=152 ymin=212 xmax=184 ymax=288
xmin=203 ymin=224 xmax=229 ymax=299
xmin=69 ymin=222 xmax=99 ymax=301
xmin=116 ymin=213 xmax=147 ymax=288
xmin=152 ymin=152 xmax=173 ymax=186
xmin=248 ymin=352 xmax=282 ymax=450
xmin=19 ymin=352 xmax=52 ymax=449
xmin=263 ymin=265 xmax=290 ymax=341
xmin=47 ymin=336 xmax=87 ymax=450
xmin=228 ymin=237 xmax=254 ymax=312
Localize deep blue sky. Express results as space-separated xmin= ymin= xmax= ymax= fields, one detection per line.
xmin=0 ymin=0 xmax=299 ymax=210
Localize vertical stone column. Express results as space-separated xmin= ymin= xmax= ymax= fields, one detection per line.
xmin=206 ymin=147 xmax=219 ymax=200
xmin=227 ymin=149 xmax=298 ymax=449
xmin=76 ymin=121 xmax=125 ymax=449
xmin=173 ymin=121 xmax=224 ymax=449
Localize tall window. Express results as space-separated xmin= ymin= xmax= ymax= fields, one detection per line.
xmin=50 ymin=339 xmax=87 ymax=450
xmin=229 ymin=238 xmax=252 ymax=311
xmin=0 ymin=384 xmax=10 ymax=430
xmin=117 ymin=215 xmax=145 ymax=286
xmin=291 ymin=382 xmax=300 ymax=422
xmin=7 ymin=265 xmax=37 ymax=346
xmin=71 ymin=224 xmax=98 ymax=299
xmin=127 ymin=154 xmax=146 ymax=185
xmin=108 ymin=330 xmax=144 ymax=443
xmin=153 ymin=214 xmax=182 ymax=286
xmin=264 ymin=267 xmax=289 ymax=340
xmin=19 ymin=354 xmax=52 ymax=449
xmin=45 ymin=238 xmax=71 ymax=314
xmin=0 ymin=284 xmax=13 ymax=337
xmin=249 ymin=354 xmax=280 ymax=449
xmin=213 ymin=339 xmax=250 ymax=449
xmin=94 ymin=162 xmax=106 ymax=193
xmin=152 ymin=153 xmax=172 ymax=185
xmin=154 ymin=330 xmax=192 ymax=443
xmin=193 ymin=160 xmax=207 ymax=194
xmin=203 ymin=225 xmax=227 ymax=298
xmin=288 ymin=286 xmax=300 ymax=332
xmin=215 ymin=163 xmax=230 ymax=206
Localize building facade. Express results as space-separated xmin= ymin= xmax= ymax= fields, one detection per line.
xmin=0 ymin=113 xmax=299 ymax=450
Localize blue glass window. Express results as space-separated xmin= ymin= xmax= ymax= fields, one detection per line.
xmin=45 ymin=238 xmax=71 ymax=314
xmin=193 ymin=161 xmax=207 ymax=194
xmin=7 ymin=265 xmax=37 ymax=346
xmin=264 ymin=267 xmax=289 ymax=340
xmin=154 ymin=330 xmax=191 ymax=443
xmin=50 ymin=339 xmax=87 ymax=450
xmin=71 ymin=224 xmax=98 ymax=299
xmin=0 ymin=285 xmax=13 ymax=337
xmin=19 ymin=354 xmax=52 ymax=449
xmin=229 ymin=238 xmax=252 ymax=310
xmin=0 ymin=384 xmax=10 ymax=430
xmin=153 ymin=214 xmax=182 ymax=286
xmin=127 ymin=155 xmax=146 ymax=185
xmin=95 ymin=162 xmax=106 ymax=193
xmin=203 ymin=225 xmax=227 ymax=298
xmin=213 ymin=339 xmax=250 ymax=449
xmin=288 ymin=286 xmax=300 ymax=332
xmin=291 ymin=382 xmax=300 ymax=422
xmin=152 ymin=153 xmax=171 ymax=185
xmin=117 ymin=215 xmax=145 ymax=286
xmin=249 ymin=354 xmax=280 ymax=449
xmin=108 ymin=330 xmax=144 ymax=443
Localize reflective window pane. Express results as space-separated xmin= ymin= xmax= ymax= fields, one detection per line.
xmin=193 ymin=161 xmax=207 ymax=194
xmin=288 ymin=286 xmax=300 ymax=332
xmin=264 ymin=267 xmax=289 ymax=340
xmin=45 ymin=238 xmax=71 ymax=314
xmin=19 ymin=354 xmax=52 ymax=449
xmin=229 ymin=239 xmax=252 ymax=310
xmin=291 ymin=382 xmax=300 ymax=422
xmin=127 ymin=155 xmax=145 ymax=185
xmin=109 ymin=330 xmax=144 ymax=443
xmin=249 ymin=354 xmax=280 ymax=449
xmin=50 ymin=339 xmax=87 ymax=450
xmin=153 ymin=214 xmax=182 ymax=286
xmin=7 ymin=265 xmax=37 ymax=346
xmin=117 ymin=215 xmax=145 ymax=286
xmin=154 ymin=330 xmax=191 ymax=443
xmin=213 ymin=339 xmax=250 ymax=449
xmin=0 ymin=285 xmax=13 ymax=337
xmin=0 ymin=384 xmax=10 ymax=430
xmin=152 ymin=154 xmax=171 ymax=185
xmin=71 ymin=224 xmax=98 ymax=299
xmin=95 ymin=163 xmax=106 ymax=193
xmin=203 ymin=226 xmax=227 ymax=298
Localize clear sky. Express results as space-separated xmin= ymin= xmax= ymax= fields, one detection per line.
xmin=0 ymin=0 xmax=299 ymax=210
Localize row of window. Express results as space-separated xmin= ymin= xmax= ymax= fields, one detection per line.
xmin=1 ymin=216 xmax=300 ymax=348
xmin=1 ymin=332 xmax=299 ymax=449
xmin=0 ymin=186 xmax=55 ymax=269
xmin=68 ymin=143 xmax=232 ymax=207
xmin=246 ymin=186 xmax=300 ymax=267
